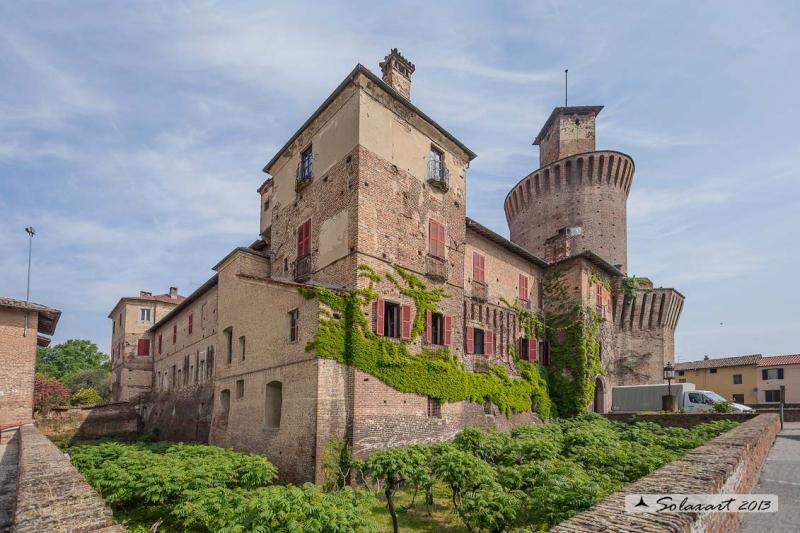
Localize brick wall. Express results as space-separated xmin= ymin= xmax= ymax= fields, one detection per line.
xmin=35 ymin=402 xmax=140 ymax=442
xmin=0 ymin=308 xmax=38 ymax=425
xmin=551 ymin=414 xmax=780 ymax=532
xmin=11 ymin=424 xmax=124 ymax=532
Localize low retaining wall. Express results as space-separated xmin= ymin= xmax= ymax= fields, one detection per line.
xmin=604 ymin=412 xmax=758 ymax=427
xmin=35 ymin=402 xmax=140 ymax=442
xmin=12 ymin=424 xmax=124 ymax=532
xmin=551 ymin=413 xmax=780 ymax=532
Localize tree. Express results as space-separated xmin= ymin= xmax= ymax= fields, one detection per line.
xmin=361 ymin=446 xmax=428 ymax=533
xmin=432 ymin=446 xmax=496 ymax=509
xmin=36 ymin=339 xmax=110 ymax=381
xmin=34 ymin=374 xmax=70 ymax=412
xmin=65 ymin=368 xmax=112 ymax=401
xmin=71 ymin=387 xmax=103 ymax=406
xmin=458 ymin=483 xmax=520 ymax=533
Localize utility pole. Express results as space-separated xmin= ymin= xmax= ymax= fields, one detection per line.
xmin=565 ymin=69 xmax=569 ymax=107
xmin=24 ymin=226 xmax=35 ymax=337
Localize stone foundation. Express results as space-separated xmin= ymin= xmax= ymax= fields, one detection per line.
xmin=550 ymin=413 xmax=780 ymax=532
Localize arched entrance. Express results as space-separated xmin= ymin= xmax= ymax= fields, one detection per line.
xmin=593 ymin=376 xmax=606 ymax=413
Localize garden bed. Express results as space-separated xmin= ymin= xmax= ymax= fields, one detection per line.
xmin=68 ymin=413 xmax=740 ymax=532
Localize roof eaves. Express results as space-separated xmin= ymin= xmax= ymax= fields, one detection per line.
xmin=150 ymin=275 xmax=219 ymax=332
xmin=465 ymin=217 xmax=548 ymax=268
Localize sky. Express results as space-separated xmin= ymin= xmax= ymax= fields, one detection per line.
xmin=1 ymin=1 xmax=799 ymax=361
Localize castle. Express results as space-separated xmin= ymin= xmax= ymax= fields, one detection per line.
xmin=109 ymin=50 xmax=684 ymax=482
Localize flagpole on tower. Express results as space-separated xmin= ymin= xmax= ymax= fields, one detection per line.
xmin=565 ymin=69 xmax=569 ymax=107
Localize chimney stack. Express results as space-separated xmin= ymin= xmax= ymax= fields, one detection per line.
xmin=169 ymin=287 xmax=178 ymax=299
xmin=379 ymin=48 xmax=415 ymax=100
xmin=140 ymin=291 xmax=152 ymax=297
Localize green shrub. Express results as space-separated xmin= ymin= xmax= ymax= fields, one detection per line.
xmin=432 ymin=446 xmax=496 ymax=508
xmin=71 ymin=387 xmax=103 ymax=406
xmin=458 ymin=483 xmax=520 ymax=533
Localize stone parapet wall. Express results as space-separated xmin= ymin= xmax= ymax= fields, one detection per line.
xmin=12 ymin=424 xmax=124 ymax=532
xmin=35 ymin=402 xmax=140 ymax=442
xmin=551 ymin=413 xmax=780 ymax=532
xmin=604 ymin=412 xmax=758 ymax=427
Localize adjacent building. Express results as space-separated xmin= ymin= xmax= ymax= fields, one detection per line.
xmin=0 ymin=297 xmax=60 ymax=426
xmin=110 ymin=50 xmax=685 ymax=482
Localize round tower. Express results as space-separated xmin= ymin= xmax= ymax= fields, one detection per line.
xmin=504 ymin=106 xmax=634 ymax=273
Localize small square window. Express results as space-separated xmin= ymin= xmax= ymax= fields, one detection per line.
xmin=427 ymin=397 xmax=441 ymax=418
xmin=709 ymin=368 xmax=717 ymax=374
xmin=236 ymin=379 xmax=245 ymax=399
xmin=733 ymin=374 xmax=742 ymax=384
xmin=140 ymin=308 xmax=151 ymax=322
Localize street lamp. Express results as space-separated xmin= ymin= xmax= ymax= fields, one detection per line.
xmin=23 ymin=226 xmax=35 ymax=337
xmin=663 ymin=362 xmax=676 ymax=412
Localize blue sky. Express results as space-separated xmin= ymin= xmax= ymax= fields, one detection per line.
xmin=1 ymin=1 xmax=798 ymax=361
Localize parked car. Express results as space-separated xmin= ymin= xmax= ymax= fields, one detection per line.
xmin=611 ymin=383 xmax=754 ymax=413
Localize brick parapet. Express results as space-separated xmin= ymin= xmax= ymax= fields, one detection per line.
xmin=12 ymin=424 xmax=124 ymax=532
xmin=550 ymin=413 xmax=780 ymax=532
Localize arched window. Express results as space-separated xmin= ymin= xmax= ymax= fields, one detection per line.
xmin=220 ymin=389 xmax=231 ymax=427
xmin=265 ymin=381 xmax=283 ymax=429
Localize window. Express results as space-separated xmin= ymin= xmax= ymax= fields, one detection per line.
xmin=733 ymin=374 xmax=742 ymax=384
xmin=678 ymin=378 xmax=686 ymax=383
xmin=465 ymin=327 xmax=493 ymax=356
xmin=762 ymin=368 xmax=784 ymax=380
xmin=688 ymin=392 xmax=703 ymax=404
xmin=428 ymin=219 xmax=445 ymax=259
xmin=219 ymin=389 xmax=231 ymax=427
xmin=427 ymin=397 xmax=442 ymax=418
xmin=765 ymin=390 xmax=782 ymax=402
xmin=172 ymin=324 xmax=177 ymax=344
xmin=732 ymin=394 xmax=744 ymax=403
xmin=263 ymin=198 xmax=270 ymax=211
xmin=425 ymin=311 xmax=451 ymax=346
xmin=137 ymin=338 xmax=150 ymax=356
xmin=518 ymin=338 xmax=538 ymax=362
xmin=188 ymin=313 xmax=193 ymax=335
xmin=519 ymin=274 xmax=528 ymax=301
xmin=225 ymin=328 xmax=233 ymax=365
xmin=374 ymin=299 xmax=411 ymax=340
xmin=171 ymin=365 xmax=176 ymax=387
xmin=265 ymin=381 xmax=283 ymax=428
xmin=297 ymin=219 xmax=312 ymax=258
xmin=472 ymin=252 xmax=485 ymax=284
xmin=539 ymin=340 xmax=549 ymax=366
xmin=288 ymin=309 xmax=299 ymax=342
xmin=236 ymin=379 xmax=245 ymax=399
xmin=140 ymin=308 xmax=151 ymax=322
xmin=158 ymin=334 xmax=162 ymax=355
xmin=430 ymin=313 xmax=444 ymax=345
xmin=678 ymin=370 xmax=685 ymax=376
xmin=429 ymin=145 xmax=444 ymax=179
xmin=709 ymin=368 xmax=717 ymax=374
xmin=300 ymin=145 xmax=313 ymax=179
xmin=239 ymin=336 xmax=246 ymax=360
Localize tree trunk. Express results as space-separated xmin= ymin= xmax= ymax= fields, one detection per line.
xmin=386 ymin=483 xmax=399 ymax=533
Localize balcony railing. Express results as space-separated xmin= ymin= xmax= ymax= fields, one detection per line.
xmin=295 ymin=155 xmax=315 ymax=192
xmin=427 ymin=159 xmax=449 ymax=191
xmin=471 ymin=280 xmax=488 ymax=302
xmin=425 ymin=254 xmax=448 ymax=281
xmin=293 ymin=255 xmax=313 ymax=282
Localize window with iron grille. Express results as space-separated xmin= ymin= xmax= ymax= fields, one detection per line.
xmin=300 ymin=145 xmax=313 ymax=180
xmin=429 ymin=145 xmax=445 ymax=180
xmin=427 ymin=397 xmax=442 ymax=418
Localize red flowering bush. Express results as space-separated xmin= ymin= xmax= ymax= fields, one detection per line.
xmin=34 ymin=374 xmax=70 ymax=412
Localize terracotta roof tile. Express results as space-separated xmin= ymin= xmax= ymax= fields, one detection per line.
xmin=0 ymin=296 xmax=61 ymax=336
xmin=675 ymin=354 xmax=762 ymax=371
xmin=758 ymin=355 xmax=800 ymax=367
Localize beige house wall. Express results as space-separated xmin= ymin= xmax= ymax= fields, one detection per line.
xmin=678 ymin=364 xmax=758 ymax=404
xmin=758 ymin=363 xmax=800 ymax=403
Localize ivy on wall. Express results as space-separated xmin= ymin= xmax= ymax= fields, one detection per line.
xmin=302 ymin=264 xmax=551 ymax=418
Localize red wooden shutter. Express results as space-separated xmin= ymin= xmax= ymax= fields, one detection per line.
xmin=596 ymin=285 xmax=603 ymax=306
xmin=438 ymin=222 xmax=445 ymax=258
xmin=401 ymin=304 xmax=412 ymax=340
xmin=473 ymin=253 xmax=485 ymax=283
xmin=485 ymin=330 xmax=494 ymax=355
xmin=304 ymin=220 xmax=312 ymax=257
xmin=137 ymin=339 xmax=150 ymax=356
xmin=297 ymin=220 xmax=311 ymax=258
xmin=428 ymin=220 xmax=435 ymax=256
xmin=444 ymin=315 xmax=452 ymax=346
xmin=519 ymin=274 xmax=528 ymax=300
xmin=297 ymin=222 xmax=304 ymax=257
xmin=374 ymin=298 xmax=385 ymax=336
xmin=188 ymin=313 xmax=193 ymax=335
xmin=529 ymin=339 xmax=539 ymax=363
xmin=465 ymin=326 xmax=474 ymax=353
xmin=425 ymin=310 xmax=433 ymax=343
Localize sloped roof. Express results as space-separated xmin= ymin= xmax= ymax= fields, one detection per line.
xmin=759 ymin=355 xmax=800 ymax=367
xmin=108 ymin=292 xmax=185 ymax=318
xmin=465 ymin=217 xmax=548 ymax=268
xmin=0 ymin=297 xmax=61 ymax=336
xmin=675 ymin=354 xmax=762 ymax=371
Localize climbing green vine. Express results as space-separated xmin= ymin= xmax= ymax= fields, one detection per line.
xmin=303 ymin=264 xmax=551 ymax=418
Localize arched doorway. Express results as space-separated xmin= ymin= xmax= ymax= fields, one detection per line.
xmin=593 ymin=376 xmax=606 ymax=413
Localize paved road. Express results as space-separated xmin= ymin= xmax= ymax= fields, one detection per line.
xmin=740 ymin=422 xmax=800 ymax=532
